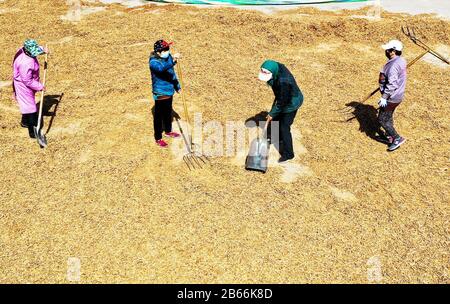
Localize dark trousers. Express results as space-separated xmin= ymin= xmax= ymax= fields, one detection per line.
xmin=378 ymin=102 xmax=400 ymax=139
xmin=21 ymin=112 xmax=39 ymax=138
xmin=275 ymin=110 xmax=298 ymax=159
xmin=153 ymin=96 xmax=173 ymax=141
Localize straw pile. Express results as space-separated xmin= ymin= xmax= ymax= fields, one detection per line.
xmin=0 ymin=0 xmax=448 ymax=283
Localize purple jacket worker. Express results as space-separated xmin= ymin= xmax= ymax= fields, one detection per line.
xmin=12 ymin=39 xmax=46 ymax=139
xmin=377 ymin=39 xmax=407 ymax=152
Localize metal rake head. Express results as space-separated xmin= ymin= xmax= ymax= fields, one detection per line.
xmin=174 ymin=117 xmax=210 ymax=170
xmin=402 ymin=24 xmax=450 ymax=65
xmin=402 ymin=25 xmax=419 ymax=43
xmin=183 ymin=151 xmax=209 ymax=170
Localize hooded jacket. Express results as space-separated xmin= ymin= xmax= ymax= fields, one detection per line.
xmin=149 ymin=52 xmax=181 ymax=99
xmin=12 ymin=47 xmax=44 ymax=114
xmin=262 ymin=60 xmax=303 ymax=117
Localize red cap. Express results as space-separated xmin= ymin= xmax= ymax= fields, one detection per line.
xmin=154 ymin=40 xmax=173 ymax=52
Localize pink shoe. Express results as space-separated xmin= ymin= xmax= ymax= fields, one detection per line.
xmin=164 ymin=132 xmax=181 ymax=139
xmin=156 ymin=139 xmax=168 ymax=148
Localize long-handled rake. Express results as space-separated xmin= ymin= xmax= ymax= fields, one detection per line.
xmin=338 ymin=48 xmax=429 ymax=116
xmin=174 ymin=52 xmax=209 ymax=170
xmin=402 ymin=25 xmax=450 ymax=65
xmin=34 ymin=48 xmax=48 ymax=148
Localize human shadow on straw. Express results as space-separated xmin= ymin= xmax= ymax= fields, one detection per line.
xmin=245 ymin=110 xmax=282 ymax=155
xmin=344 ymin=101 xmax=385 ymax=142
xmin=37 ymin=93 xmax=63 ymax=135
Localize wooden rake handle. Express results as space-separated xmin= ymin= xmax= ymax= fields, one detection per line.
xmin=172 ymin=48 xmax=191 ymax=126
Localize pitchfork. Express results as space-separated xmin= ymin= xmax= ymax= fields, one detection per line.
xmin=174 ymin=52 xmax=209 ymax=170
xmin=402 ymin=25 xmax=450 ymax=65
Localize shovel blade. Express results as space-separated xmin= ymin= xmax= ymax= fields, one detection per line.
xmin=245 ymin=137 xmax=270 ymax=173
xmin=33 ymin=127 xmax=48 ymax=148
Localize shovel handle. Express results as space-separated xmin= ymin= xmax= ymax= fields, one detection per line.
xmin=262 ymin=120 xmax=270 ymax=140
xmin=36 ymin=46 xmax=48 ymax=131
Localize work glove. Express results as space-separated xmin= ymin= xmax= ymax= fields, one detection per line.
xmin=378 ymin=98 xmax=388 ymax=108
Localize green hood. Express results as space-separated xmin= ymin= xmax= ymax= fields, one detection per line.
xmin=261 ymin=60 xmax=279 ymax=86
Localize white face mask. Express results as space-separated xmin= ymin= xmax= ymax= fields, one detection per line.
xmin=258 ymin=70 xmax=272 ymax=82
xmin=160 ymin=51 xmax=170 ymax=59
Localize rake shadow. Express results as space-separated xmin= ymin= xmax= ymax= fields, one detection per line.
xmin=344 ymin=101 xmax=384 ymax=142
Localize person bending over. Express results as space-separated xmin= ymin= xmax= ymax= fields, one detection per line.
xmin=258 ymin=60 xmax=304 ymax=164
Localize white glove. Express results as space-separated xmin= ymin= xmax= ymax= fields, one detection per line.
xmin=378 ymin=98 xmax=387 ymax=108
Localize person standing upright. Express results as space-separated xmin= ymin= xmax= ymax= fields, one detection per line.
xmin=377 ymin=39 xmax=407 ymax=151
xmin=149 ymin=40 xmax=181 ymax=148
xmin=12 ymin=39 xmax=48 ymax=139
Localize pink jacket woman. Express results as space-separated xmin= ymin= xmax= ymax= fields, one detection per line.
xmin=12 ymin=45 xmax=44 ymax=114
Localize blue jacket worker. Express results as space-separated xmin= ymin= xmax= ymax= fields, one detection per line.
xmin=149 ymin=40 xmax=181 ymax=148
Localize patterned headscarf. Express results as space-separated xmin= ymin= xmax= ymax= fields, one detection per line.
xmin=23 ymin=39 xmax=44 ymax=58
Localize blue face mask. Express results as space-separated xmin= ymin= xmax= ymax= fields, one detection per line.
xmin=160 ymin=51 xmax=170 ymax=59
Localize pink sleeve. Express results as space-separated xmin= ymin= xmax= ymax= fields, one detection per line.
xmin=18 ymin=62 xmax=44 ymax=91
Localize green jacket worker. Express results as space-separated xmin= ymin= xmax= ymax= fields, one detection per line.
xmin=259 ymin=60 xmax=304 ymax=163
